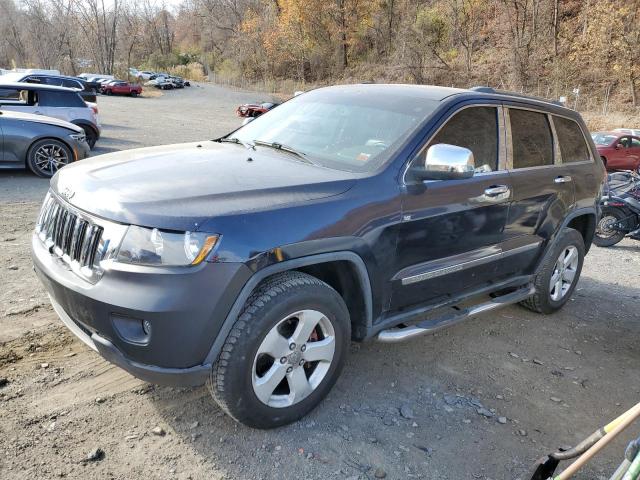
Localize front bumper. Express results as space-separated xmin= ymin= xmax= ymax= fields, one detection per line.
xmin=73 ymin=139 xmax=90 ymax=161
xmin=32 ymin=233 xmax=252 ymax=386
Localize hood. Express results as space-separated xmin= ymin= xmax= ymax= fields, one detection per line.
xmin=51 ymin=141 xmax=358 ymax=231
xmin=1 ymin=110 xmax=82 ymax=132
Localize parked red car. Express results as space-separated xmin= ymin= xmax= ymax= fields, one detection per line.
xmin=236 ymin=102 xmax=279 ymax=118
xmin=592 ymin=131 xmax=640 ymax=173
xmin=101 ymin=81 xmax=142 ymax=97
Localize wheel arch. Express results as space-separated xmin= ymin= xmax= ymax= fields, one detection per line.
xmin=71 ymin=120 xmax=99 ymax=138
xmin=204 ymin=252 xmax=373 ymax=365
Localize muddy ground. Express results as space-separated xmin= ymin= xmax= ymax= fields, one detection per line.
xmin=1 ymin=83 xmax=639 ymax=480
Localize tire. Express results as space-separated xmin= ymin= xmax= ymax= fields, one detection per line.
xmin=81 ymin=126 xmax=97 ymax=149
xmin=130 ymin=91 xmax=138 ymax=97
xmin=520 ymin=228 xmax=585 ymax=314
xmin=27 ymin=138 xmax=73 ymax=178
xmin=594 ymin=208 xmax=627 ymax=247
xmin=207 ymin=271 xmax=350 ymax=429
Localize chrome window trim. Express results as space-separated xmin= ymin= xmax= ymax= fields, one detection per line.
xmin=402 ymin=104 xmax=507 ymax=184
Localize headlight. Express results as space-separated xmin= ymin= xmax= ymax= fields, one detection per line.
xmin=116 ymin=226 xmax=219 ymax=266
xmin=69 ymin=131 xmax=86 ymax=142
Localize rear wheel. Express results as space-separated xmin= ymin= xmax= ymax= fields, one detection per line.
xmin=27 ymin=138 xmax=72 ymax=178
xmin=520 ymin=228 xmax=585 ymax=314
xmin=594 ymin=208 xmax=627 ymax=247
xmin=207 ymin=271 xmax=350 ymax=429
xmin=130 ymin=91 xmax=138 ymax=97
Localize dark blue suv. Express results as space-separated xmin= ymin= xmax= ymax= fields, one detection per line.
xmin=31 ymin=84 xmax=605 ymax=428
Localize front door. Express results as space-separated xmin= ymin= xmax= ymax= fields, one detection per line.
xmin=391 ymin=104 xmax=512 ymax=310
xmin=500 ymin=106 xmax=575 ymax=277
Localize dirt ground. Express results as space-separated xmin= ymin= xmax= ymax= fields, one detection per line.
xmin=1 ymin=83 xmax=639 ymax=480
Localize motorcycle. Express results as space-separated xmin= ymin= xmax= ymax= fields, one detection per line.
xmin=594 ymin=170 xmax=640 ymax=247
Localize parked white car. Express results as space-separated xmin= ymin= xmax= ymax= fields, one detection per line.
xmin=0 ymin=82 xmax=101 ymax=148
xmin=136 ymin=71 xmax=156 ymax=81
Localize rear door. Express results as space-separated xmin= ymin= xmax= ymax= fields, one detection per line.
xmin=392 ymin=104 xmax=512 ymax=310
xmin=625 ymin=136 xmax=640 ymax=170
xmin=500 ymin=106 xmax=575 ymax=276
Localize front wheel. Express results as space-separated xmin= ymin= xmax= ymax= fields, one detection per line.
xmin=520 ymin=228 xmax=585 ymax=314
xmin=594 ymin=208 xmax=627 ymax=247
xmin=130 ymin=91 xmax=138 ymax=97
xmin=207 ymin=271 xmax=350 ymax=429
xmin=27 ymin=138 xmax=73 ymax=178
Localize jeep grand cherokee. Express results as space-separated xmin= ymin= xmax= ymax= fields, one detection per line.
xmin=31 ymin=84 xmax=604 ymax=428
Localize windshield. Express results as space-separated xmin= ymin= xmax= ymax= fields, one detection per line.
xmin=591 ymin=132 xmax=617 ymax=146
xmin=229 ymin=87 xmax=440 ymax=172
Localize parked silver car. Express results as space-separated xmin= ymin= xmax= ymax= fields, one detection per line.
xmin=0 ymin=110 xmax=89 ymax=177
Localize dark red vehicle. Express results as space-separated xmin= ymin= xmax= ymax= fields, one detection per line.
xmin=101 ymin=81 xmax=142 ymax=97
xmin=592 ymin=131 xmax=640 ymax=173
xmin=236 ymin=102 xmax=279 ymax=118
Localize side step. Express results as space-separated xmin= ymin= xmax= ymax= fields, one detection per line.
xmin=377 ymin=285 xmax=536 ymax=343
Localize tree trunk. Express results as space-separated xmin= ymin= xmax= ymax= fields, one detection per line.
xmin=630 ymin=74 xmax=638 ymax=107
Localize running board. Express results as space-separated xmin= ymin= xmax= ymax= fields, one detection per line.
xmin=377 ymin=285 xmax=536 ymax=343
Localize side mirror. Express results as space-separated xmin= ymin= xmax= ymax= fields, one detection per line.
xmin=410 ymin=143 xmax=475 ymax=181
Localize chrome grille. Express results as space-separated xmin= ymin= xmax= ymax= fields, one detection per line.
xmin=36 ymin=195 xmax=104 ymax=270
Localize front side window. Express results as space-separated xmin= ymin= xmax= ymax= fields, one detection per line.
xmin=0 ymin=88 xmax=21 ymax=101
xmin=509 ymin=109 xmax=554 ymax=168
xmin=554 ymin=116 xmax=591 ymax=163
xmin=630 ymin=137 xmax=640 ymax=148
xmin=230 ymin=87 xmax=440 ymax=173
xmin=424 ymin=106 xmax=499 ymax=172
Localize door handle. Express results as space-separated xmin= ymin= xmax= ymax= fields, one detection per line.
xmin=484 ymin=185 xmax=510 ymax=196
xmin=470 ymin=185 xmax=511 ymax=203
xmin=554 ymin=175 xmax=572 ymax=183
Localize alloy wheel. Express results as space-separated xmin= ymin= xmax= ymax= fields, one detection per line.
xmin=252 ymin=309 xmax=335 ymax=408
xmin=33 ymin=143 xmax=69 ymax=176
xmin=549 ymin=245 xmax=579 ymax=301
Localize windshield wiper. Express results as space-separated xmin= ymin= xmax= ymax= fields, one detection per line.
xmin=253 ymin=140 xmax=315 ymax=165
xmin=219 ymin=136 xmax=255 ymax=150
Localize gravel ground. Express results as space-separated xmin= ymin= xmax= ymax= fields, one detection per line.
xmin=1 ymin=83 xmax=639 ymax=480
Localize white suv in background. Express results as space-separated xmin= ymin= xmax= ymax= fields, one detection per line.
xmin=0 ymin=81 xmax=101 ymax=148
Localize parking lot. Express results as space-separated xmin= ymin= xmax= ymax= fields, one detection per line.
xmin=1 ymin=83 xmax=639 ymax=480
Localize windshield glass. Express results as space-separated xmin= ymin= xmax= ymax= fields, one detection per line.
xmin=229 ymin=87 xmax=440 ymax=172
xmin=591 ymin=132 xmax=617 ymax=146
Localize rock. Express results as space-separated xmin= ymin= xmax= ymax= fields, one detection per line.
xmin=40 ymin=363 xmax=49 ymax=369
xmin=374 ymin=467 xmax=387 ymax=478
xmin=95 ymin=397 xmax=105 ymax=404
xmin=189 ymin=421 xmax=199 ymax=429
xmin=532 ymin=359 xmax=544 ymax=365
xmin=462 ymin=419 xmax=471 ymax=424
xmin=509 ymin=352 xmax=520 ymax=359
xmin=498 ymin=417 xmax=507 ymax=424
xmin=444 ymin=394 xmax=459 ymax=405
xmin=518 ymin=429 xmax=527 ymax=436
xmin=477 ymin=408 xmax=494 ymax=418
xmin=152 ymin=426 xmax=166 ymax=436
xmin=443 ymin=405 xmax=454 ymax=413
xmin=550 ymin=397 xmax=562 ymax=403
xmin=86 ymin=447 xmax=104 ymax=462
xmin=400 ymin=404 xmax=415 ymax=419
xmin=0 ymin=378 xmax=8 ymax=388
xmin=64 ymin=352 xmax=76 ymax=358
xmin=7 ymin=265 xmax=18 ymax=270
xmin=411 ymin=422 xmax=418 ymax=428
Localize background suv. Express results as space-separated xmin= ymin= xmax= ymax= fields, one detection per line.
xmin=0 ymin=82 xmax=100 ymax=148
xmin=0 ymin=72 xmax=98 ymax=102
xmin=32 ymin=84 xmax=604 ymax=429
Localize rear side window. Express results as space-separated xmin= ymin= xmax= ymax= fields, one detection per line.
xmin=0 ymin=88 xmax=20 ymax=101
xmin=509 ymin=109 xmax=554 ymax=168
xmin=62 ymin=79 xmax=82 ymax=89
xmin=428 ymin=106 xmax=499 ymax=172
xmin=38 ymin=90 xmax=85 ymax=108
xmin=554 ymin=116 xmax=591 ymax=163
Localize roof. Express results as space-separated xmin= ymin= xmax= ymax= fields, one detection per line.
xmin=0 ymin=81 xmax=78 ymax=92
xmin=319 ymin=83 xmax=468 ymax=101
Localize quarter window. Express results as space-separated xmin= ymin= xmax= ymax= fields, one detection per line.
xmin=553 ymin=116 xmax=591 ymax=163
xmin=426 ymin=106 xmax=499 ymax=172
xmin=509 ymin=109 xmax=554 ymax=168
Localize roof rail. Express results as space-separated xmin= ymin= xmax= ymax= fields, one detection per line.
xmin=469 ymin=86 xmax=564 ymax=107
